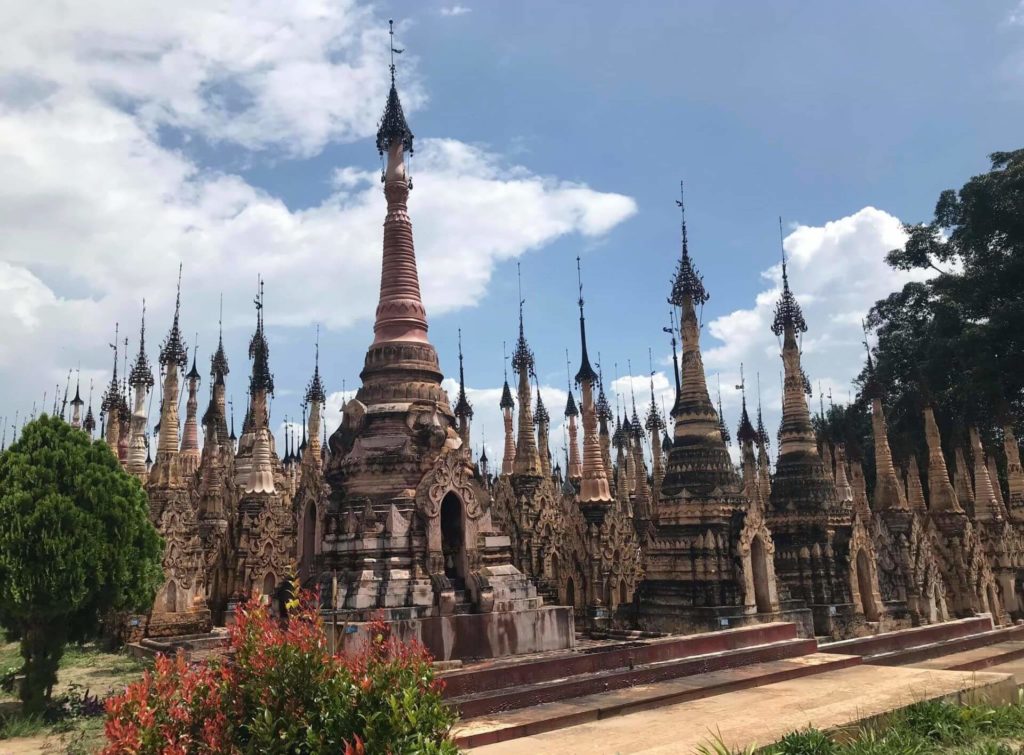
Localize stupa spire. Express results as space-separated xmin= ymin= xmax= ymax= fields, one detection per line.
xmin=453 ymin=328 xmax=473 ymax=445
xmin=716 ymin=373 xmax=731 ymax=447
xmin=772 ymin=219 xmax=816 ymax=461
xmin=596 ymin=361 xmax=614 ymax=476
xmin=534 ymin=377 xmax=552 ymax=477
xmin=154 ymin=265 xmax=189 ymax=479
xmin=662 ymin=181 xmax=737 ymax=495
xmin=971 ymin=426 xmax=1005 ymax=522
xmin=180 ymin=338 xmax=202 ymax=475
xmin=70 ymin=367 xmax=85 ymax=429
xmin=565 ymin=349 xmax=581 ymax=480
xmin=83 ymin=380 xmax=96 ymax=436
xmin=245 ymin=279 xmax=275 ymax=495
xmin=864 ymin=325 xmax=906 ymax=510
xmin=304 ymin=325 xmax=326 ymax=464
xmin=127 ymin=302 xmax=155 ymax=478
xmin=1003 ymin=422 xmax=1024 ymax=520
xmin=575 ymin=257 xmax=612 ymax=506
xmin=923 ymin=402 xmax=962 ymax=512
xmin=371 ymin=20 xmax=426 ymax=347
xmin=499 ymin=340 xmax=515 ymax=475
xmin=512 ymin=264 xmax=541 ymax=475
xmin=101 ymin=323 xmax=122 ymax=454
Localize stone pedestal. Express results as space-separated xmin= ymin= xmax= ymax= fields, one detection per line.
xmin=329 ymin=605 xmax=574 ymax=661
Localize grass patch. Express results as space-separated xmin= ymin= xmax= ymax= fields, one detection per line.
xmin=0 ymin=640 xmax=146 ymax=746
xmin=697 ymin=695 xmax=1024 ymax=754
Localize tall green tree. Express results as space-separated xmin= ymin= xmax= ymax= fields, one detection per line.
xmin=0 ymin=415 xmax=162 ymax=713
xmin=865 ymin=149 xmax=1024 ymax=457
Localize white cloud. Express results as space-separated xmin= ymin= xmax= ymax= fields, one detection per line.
xmin=452 ymin=208 xmax=933 ymax=471
xmin=0 ymin=0 xmax=417 ymax=157
xmin=440 ymin=6 xmax=472 ymax=17
xmin=700 ymin=207 xmax=932 ymax=448
xmin=0 ymin=0 xmax=637 ymax=427
xmin=1008 ymin=1 xmax=1024 ymax=26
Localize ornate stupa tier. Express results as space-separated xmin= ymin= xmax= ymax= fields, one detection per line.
xmin=357 ymin=135 xmax=448 ymax=411
xmin=662 ymin=293 xmax=739 ymax=496
xmin=768 ymin=259 xmax=839 ymax=516
xmin=357 ymin=339 xmax=449 ymax=410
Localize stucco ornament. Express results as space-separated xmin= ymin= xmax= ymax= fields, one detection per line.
xmin=424 ymin=452 xmax=481 ymax=519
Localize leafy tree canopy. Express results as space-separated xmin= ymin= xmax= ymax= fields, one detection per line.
xmin=864 ymin=149 xmax=1024 ymax=458
xmin=0 ymin=415 xmax=163 ymax=711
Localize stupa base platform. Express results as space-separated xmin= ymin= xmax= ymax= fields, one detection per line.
xmin=623 ymin=600 xmax=814 ymax=638
xmin=326 ymin=605 xmax=575 ymax=661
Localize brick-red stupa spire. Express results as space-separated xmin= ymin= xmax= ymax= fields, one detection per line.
xmin=356 ymin=21 xmax=448 ymax=413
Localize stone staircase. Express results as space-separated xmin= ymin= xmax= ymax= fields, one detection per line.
xmin=818 ymin=615 xmax=1024 ymax=667
xmin=450 ymin=576 xmax=474 ymax=615
xmin=442 ymin=622 xmax=860 ymax=748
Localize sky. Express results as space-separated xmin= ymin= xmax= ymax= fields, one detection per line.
xmin=1 ymin=0 xmax=1022 ymax=462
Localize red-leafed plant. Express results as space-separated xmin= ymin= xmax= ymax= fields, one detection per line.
xmin=102 ymin=590 xmax=457 ymax=754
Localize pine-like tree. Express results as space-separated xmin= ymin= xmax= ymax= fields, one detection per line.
xmin=0 ymin=415 xmax=163 ymax=712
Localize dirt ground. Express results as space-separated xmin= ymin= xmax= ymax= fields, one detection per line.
xmin=0 ymin=642 xmax=146 ymax=755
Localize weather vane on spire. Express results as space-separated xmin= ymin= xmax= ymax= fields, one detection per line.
xmin=389 ymin=19 xmax=404 ymax=82
xmin=677 ymin=180 xmax=688 ymax=256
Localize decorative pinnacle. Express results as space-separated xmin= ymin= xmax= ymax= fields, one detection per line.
xmin=628 ymin=359 xmax=643 ymax=439
xmin=595 ymin=361 xmax=613 ymax=423
xmin=305 ymin=324 xmax=327 ymax=405
xmin=645 ymin=348 xmax=665 ymax=434
xmin=665 ymin=309 xmax=683 ymax=415
xmin=453 ymin=327 xmax=473 ymax=419
xmin=574 ymin=256 xmax=599 ymax=385
xmin=717 ymin=373 xmax=731 ymax=445
xmin=861 ymin=319 xmax=881 ymax=399
xmin=737 ymin=363 xmax=758 ymax=445
xmin=755 ymin=371 xmax=770 ymax=448
xmin=533 ymin=377 xmax=550 ymax=426
xmin=376 ymin=20 xmax=413 ymax=157
xmin=511 ymin=263 xmax=535 ymax=376
xmin=211 ymin=293 xmax=230 ymax=382
xmin=771 ymin=217 xmax=808 ymax=336
xmin=669 ymin=180 xmax=709 ymax=307
xmin=229 ymin=398 xmax=236 ymax=441
xmin=186 ymin=335 xmax=201 ymax=381
xmin=101 ymin=323 xmax=121 ymax=415
xmin=83 ymin=380 xmax=95 ymax=433
xmin=500 ymin=340 xmax=515 ymax=409
xmin=129 ymin=301 xmax=155 ymax=389
xmin=70 ymin=367 xmax=84 ymax=407
xmin=248 ymin=276 xmax=274 ymax=396
xmin=159 ymin=264 xmax=189 ymax=368
xmin=564 ymin=348 xmax=579 ymax=417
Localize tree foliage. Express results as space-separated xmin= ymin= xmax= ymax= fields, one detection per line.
xmin=863 ymin=149 xmax=1024 ymax=458
xmin=0 ymin=415 xmax=163 ymax=712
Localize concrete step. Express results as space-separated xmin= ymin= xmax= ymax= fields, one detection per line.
xmin=452 ymin=652 xmax=861 ymax=750
xmin=456 ymin=662 xmax=1018 ymax=753
xmin=442 ymin=621 xmax=801 ymax=701
xmin=127 ymin=629 xmax=230 ymax=661
xmin=861 ymin=625 xmax=1024 ymax=667
xmin=448 ymin=637 xmax=822 ymax=718
xmin=819 ymin=615 xmax=994 ymax=660
xmin=907 ymin=640 xmax=1024 ymax=672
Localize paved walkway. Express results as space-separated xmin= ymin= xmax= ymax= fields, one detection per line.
xmin=463 ymin=664 xmax=1017 ymax=754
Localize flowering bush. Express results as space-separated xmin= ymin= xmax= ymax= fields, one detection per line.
xmin=102 ymin=592 xmax=458 ymax=754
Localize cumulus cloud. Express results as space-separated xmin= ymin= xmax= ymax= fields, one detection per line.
xmin=0 ymin=0 xmax=417 ymax=157
xmin=457 ymin=208 xmax=932 ymax=469
xmin=0 ymin=0 xmax=636 ymax=426
xmin=699 ymin=207 xmax=930 ymax=451
xmin=440 ymin=6 xmax=472 ymax=17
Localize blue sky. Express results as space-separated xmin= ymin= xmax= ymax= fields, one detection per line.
xmin=1 ymin=0 xmax=1022 ymax=458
